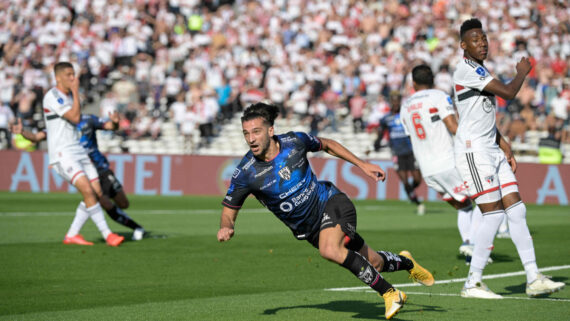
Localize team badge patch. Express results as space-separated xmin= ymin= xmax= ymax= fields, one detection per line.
xmin=57 ymin=97 xmax=64 ymax=104
xmin=475 ymin=67 xmax=486 ymax=77
xmin=485 ymin=175 xmax=494 ymax=184
xmin=278 ymin=166 xmax=291 ymax=180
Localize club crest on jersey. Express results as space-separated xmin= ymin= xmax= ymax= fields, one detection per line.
xmin=482 ymin=98 xmax=494 ymax=113
xmin=475 ymin=67 xmax=486 ymax=77
xmin=278 ymin=166 xmax=291 ymax=180
xmin=485 ymin=175 xmax=494 ymax=184
xmin=57 ymin=97 xmax=64 ymax=104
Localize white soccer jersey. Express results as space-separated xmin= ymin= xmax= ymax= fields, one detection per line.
xmin=43 ymin=87 xmax=86 ymax=164
xmin=400 ymin=89 xmax=456 ymax=176
xmin=453 ymin=58 xmax=497 ymax=152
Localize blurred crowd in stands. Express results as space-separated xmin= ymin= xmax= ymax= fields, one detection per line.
xmin=0 ymin=0 xmax=569 ymax=154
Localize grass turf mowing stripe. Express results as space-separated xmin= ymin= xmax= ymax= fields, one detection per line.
xmin=395 ymin=291 xmax=570 ymax=302
xmin=325 ymin=264 xmax=570 ymax=291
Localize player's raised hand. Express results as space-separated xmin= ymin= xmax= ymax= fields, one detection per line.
xmin=10 ymin=118 xmax=22 ymax=135
xmin=516 ymin=57 xmax=532 ymax=76
xmin=70 ymin=74 xmax=80 ymax=93
xmin=360 ymin=162 xmax=386 ymax=182
xmin=217 ymin=227 xmax=235 ymax=242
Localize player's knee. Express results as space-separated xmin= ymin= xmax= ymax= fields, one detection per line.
xmin=506 ymin=202 xmax=526 ymax=224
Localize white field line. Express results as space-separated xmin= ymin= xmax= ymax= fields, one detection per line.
xmin=0 ymin=205 xmax=402 ymax=217
xmin=325 ymin=265 xmax=570 ymax=292
xmin=391 ymin=291 xmax=570 ymax=302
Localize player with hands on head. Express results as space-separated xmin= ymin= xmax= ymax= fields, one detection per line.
xmin=453 ymin=18 xmax=564 ymax=299
xmin=217 ymin=102 xmax=434 ymax=320
xmin=11 ymin=111 xmax=145 ymax=241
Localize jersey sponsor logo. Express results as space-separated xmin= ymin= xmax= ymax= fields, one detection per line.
xmin=447 ymin=96 xmax=453 ymax=104
xmin=475 ymin=67 xmax=486 ymax=77
xmin=242 ymin=157 xmax=255 ymax=170
xmin=279 ymin=178 xmax=306 ymax=199
xmin=279 ymin=201 xmax=293 ymax=212
xmin=280 ymin=136 xmax=295 ymax=143
xmin=429 ymin=107 xmax=438 ymax=114
xmin=482 ymin=97 xmax=494 ymax=113
xmin=291 ymin=181 xmax=316 ymax=206
xmin=232 ymin=168 xmax=241 ymax=179
xmin=225 ymin=195 xmax=232 ymax=201
xmin=453 ymin=182 xmax=468 ymax=194
xmin=57 ymin=97 xmax=64 ymax=104
xmin=292 ymin=158 xmax=305 ymax=169
xmin=260 ymin=179 xmax=277 ymax=190
xmin=254 ymin=166 xmax=273 ymax=178
xmin=278 ymin=166 xmax=291 ymax=180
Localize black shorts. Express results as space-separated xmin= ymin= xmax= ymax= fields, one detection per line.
xmin=395 ymin=153 xmax=418 ymax=171
xmin=307 ymin=193 xmax=357 ymax=249
xmin=99 ymin=169 xmax=123 ymax=198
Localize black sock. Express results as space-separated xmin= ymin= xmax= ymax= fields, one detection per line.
xmin=106 ymin=206 xmax=142 ymax=230
xmin=377 ymin=251 xmax=414 ymax=272
xmin=341 ymin=250 xmax=393 ymax=295
xmin=404 ymin=184 xmax=420 ymax=205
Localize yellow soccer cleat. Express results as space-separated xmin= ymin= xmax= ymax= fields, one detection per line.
xmin=399 ymin=250 xmax=435 ymax=286
xmin=382 ymin=288 xmax=407 ymax=320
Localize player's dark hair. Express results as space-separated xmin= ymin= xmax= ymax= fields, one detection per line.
xmin=54 ymin=62 xmax=74 ymax=75
xmin=460 ymin=18 xmax=483 ymax=40
xmin=241 ymin=102 xmax=279 ymax=126
xmin=411 ymin=64 xmax=434 ymax=86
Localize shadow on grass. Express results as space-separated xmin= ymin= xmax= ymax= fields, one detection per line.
xmin=262 ymin=300 xmax=445 ymax=320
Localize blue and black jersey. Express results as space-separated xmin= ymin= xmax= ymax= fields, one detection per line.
xmin=222 ymin=132 xmax=340 ymax=240
xmin=77 ymin=114 xmax=110 ymax=173
xmin=379 ymin=113 xmax=413 ymax=156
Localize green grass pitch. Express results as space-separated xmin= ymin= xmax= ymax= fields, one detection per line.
xmin=0 ymin=191 xmax=568 ymax=320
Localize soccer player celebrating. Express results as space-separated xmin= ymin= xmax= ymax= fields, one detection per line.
xmin=11 ymin=113 xmax=145 ymax=241
xmin=42 ymin=62 xmax=124 ymax=246
xmin=453 ymin=18 xmax=564 ymax=298
xmin=217 ymin=103 xmax=434 ymax=320
xmin=377 ymin=92 xmax=425 ymax=215
xmin=400 ymin=64 xmax=484 ymax=264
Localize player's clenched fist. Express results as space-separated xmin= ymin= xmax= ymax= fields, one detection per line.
xmin=217 ymin=227 xmax=234 ymax=242
xmin=516 ymin=57 xmax=532 ymax=75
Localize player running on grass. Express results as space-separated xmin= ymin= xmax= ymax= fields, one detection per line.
xmin=217 ymin=102 xmax=434 ymax=320
xmin=40 ymin=62 xmax=123 ymax=246
xmin=376 ymin=92 xmax=425 ymax=215
xmin=11 ymin=113 xmax=145 ymax=241
xmin=399 ymin=64 xmax=486 ymax=264
xmin=454 ymin=18 xmax=564 ymax=298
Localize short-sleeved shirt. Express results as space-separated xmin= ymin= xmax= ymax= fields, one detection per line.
xmin=453 ymin=58 xmax=497 ymax=153
xmin=222 ymin=132 xmax=340 ymax=240
xmin=379 ymin=112 xmax=413 ymax=156
xmin=42 ymin=87 xmax=86 ymax=164
xmin=400 ymin=89 xmax=456 ymax=176
xmin=77 ymin=114 xmax=110 ymax=173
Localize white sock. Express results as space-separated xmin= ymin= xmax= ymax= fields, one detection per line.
xmin=457 ymin=205 xmax=473 ymax=243
xmin=505 ymin=201 xmax=539 ymax=283
xmin=86 ymin=202 xmax=112 ymax=239
xmin=465 ymin=210 xmax=503 ymax=288
xmin=498 ymin=213 xmax=509 ymax=233
xmin=66 ymin=202 xmax=90 ymax=237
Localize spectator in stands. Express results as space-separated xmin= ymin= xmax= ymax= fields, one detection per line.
xmin=0 ymin=103 xmax=15 ymax=149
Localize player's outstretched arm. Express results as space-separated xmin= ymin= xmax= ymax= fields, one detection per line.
xmin=217 ymin=206 xmax=239 ymax=242
xmin=483 ymin=57 xmax=532 ymax=100
xmin=496 ymin=128 xmax=517 ymax=173
xmin=319 ymin=137 xmax=385 ymax=182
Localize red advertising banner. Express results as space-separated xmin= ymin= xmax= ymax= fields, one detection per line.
xmin=1 ymin=150 xmax=568 ymax=205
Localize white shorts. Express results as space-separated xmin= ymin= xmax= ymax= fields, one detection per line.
xmin=456 ymin=149 xmax=519 ymax=204
xmin=423 ymin=167 xmax=469 ymax=203
xmin=51 ymin=157 xmax=99 ymax=185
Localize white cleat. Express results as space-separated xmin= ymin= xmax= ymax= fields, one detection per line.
xmin=461 ymin=283 xmax=503 ymax=299
xmin=132 ymin=228 xmax=145 ymax=241
xmin=526 ymin=274 xmax=565 ymax=297
xmin=459 ymin=243 xmax=474 ymax=257
xmin=416 ymin=203 xmax=425 ymax=216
